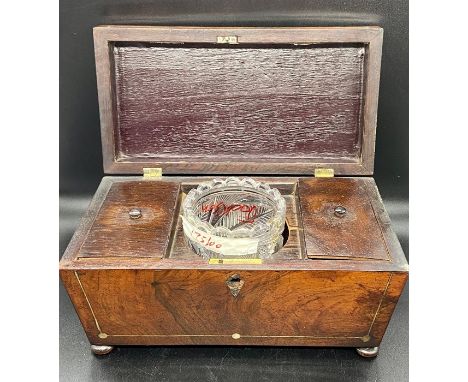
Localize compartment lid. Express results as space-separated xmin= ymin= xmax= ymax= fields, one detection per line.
xmin=94 ymin=26 xmax=383 ymax=175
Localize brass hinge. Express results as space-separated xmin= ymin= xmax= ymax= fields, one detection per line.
xmin=216 ymin=35 xmax=238 ymax=44
xmin=143 ymin=167 xmax=162 ymax=179
xmin=314 ymin=168 xmax=334 ymax=177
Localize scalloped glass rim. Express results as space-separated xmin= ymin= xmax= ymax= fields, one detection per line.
xmin=182 ymin=177 xmax=286 ymax=259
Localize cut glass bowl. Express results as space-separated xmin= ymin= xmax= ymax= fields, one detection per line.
xmin=182 ymin=177 xmax=287 ymax=259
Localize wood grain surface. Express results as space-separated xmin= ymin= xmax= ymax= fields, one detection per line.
xmin=78 ymin=181 xmax=180 ymax=258
xmin=60 ymin=176 xmax=408 ymax=347
xmin=59 ymin=26 xmax=406 ymax=350
xmin=61 ymin=176 xmax=408 ymax=270
xmin=113 ymin=43 xmax=364 ymax=161
xmin=73 ymin=177 xmax=393 ymax=263
xmin=298 ymin=177 xmax=389 ymax=261
xmin=93 ymin=26 xmax=383 ymax=174
xmin=61 ymin=268 xmax=407 ymax=347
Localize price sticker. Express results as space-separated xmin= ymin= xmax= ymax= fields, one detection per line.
xmin=181 ymin=216 xmax=259 ymax=256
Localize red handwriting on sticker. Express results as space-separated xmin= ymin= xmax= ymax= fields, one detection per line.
xmin=201 ymin=202 xmax=258 ymax=223
xmin=191 ymin=229 xmax=222 ymax=249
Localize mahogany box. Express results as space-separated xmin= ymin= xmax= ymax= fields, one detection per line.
xmin=60 ymin=26 xmax=408 ymax=358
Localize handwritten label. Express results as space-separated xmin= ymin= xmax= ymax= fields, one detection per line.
xmin=201 ymin=202 xmax=258 ymax=223
xmin=181 ymin=216 xmax=259 ymax=256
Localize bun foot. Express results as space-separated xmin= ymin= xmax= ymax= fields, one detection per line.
xmin=356 ymin=346 xmax=379 ymax=358
xmin=91 ymin=345 xmax=114 ymax=356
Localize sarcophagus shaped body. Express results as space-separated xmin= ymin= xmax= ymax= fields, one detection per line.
xmin=60 ymin=26 xmax=408 ymax=357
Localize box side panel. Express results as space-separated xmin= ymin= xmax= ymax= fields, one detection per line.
xmin=363 ymin=177 xmax=408 ymax=269
xmin=60 ymin=270 xmax=101 ymax=343
xmin=68 ymin=268 xmax=405 ymax=347
xmin=60 ymin=178 xmax=113 ymax=265
xmin=368 ymin=272 xmax=408 ymax=341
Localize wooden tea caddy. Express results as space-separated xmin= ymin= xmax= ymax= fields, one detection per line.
xmin=60 ymin=26 xmax=408 ymax=358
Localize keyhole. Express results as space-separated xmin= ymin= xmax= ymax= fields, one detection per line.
xmin=226 ymin=274 xmax=244 ymax=297
xmin=228 ymin=274 xmax=241 ymax=284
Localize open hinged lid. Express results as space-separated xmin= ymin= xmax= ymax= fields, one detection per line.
xmin=94 ymin=26 xmax=383 ymax=175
